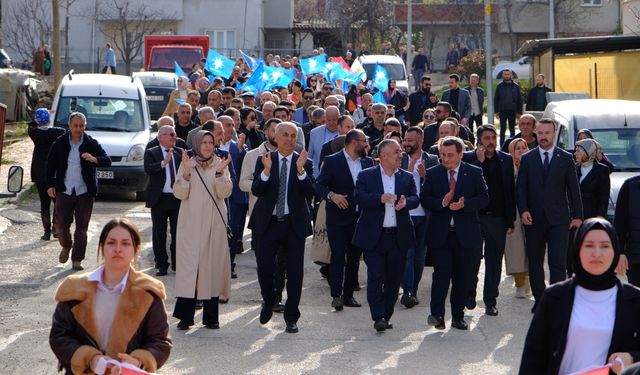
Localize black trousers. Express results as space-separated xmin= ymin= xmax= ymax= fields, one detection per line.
xmin=431 ymin=229 xmax=475 ymax=320
xmin=55 ymin=192 xmax=94 ymax=261
xmin=524 ymin=216 xmax=569 ymax=301
xmin=252 ymin=229 xmax=286 ymax=299
xmin=101 ymin=65 xmax=117 ymax=74
xmin=627 ymin=264 xmax=640 ymax=287
xmin=173 ymin=297 xmax=219 ymax=325
xmin=469 ymin=215 xmax=507 ymax=306
xmin=229 ymin=201 xmax=248 ymax=253
xmin=364 ymin=230 xmax=406 ymax=321
xmin=257 ymin=217 xmax=305 ymax=323
xmin=499 ymin=110 xmax=517 ymax=144
xmin=151 ymin=193 xmax=180 ymax=269
xmin=327 ymin=219 xmax=361 ymax=298
xmin=469 ymin=114 xmax=483 ymax=132
xmin=35 ymin=182 xmax=53 ymax=213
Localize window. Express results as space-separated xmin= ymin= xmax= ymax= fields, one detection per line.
xmin=582 ymin=0 xmax=602 ymax=6
xmin=55 ymin=97 xmax=145 ymax=132
xmin=206 ymin=30 xmax=236 ymax=56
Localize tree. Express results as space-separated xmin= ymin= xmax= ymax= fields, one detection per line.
xmin=2 ymin=0 xmax=52 ymax=62
xmin=97 ymin=0 xmax=173 ymax=74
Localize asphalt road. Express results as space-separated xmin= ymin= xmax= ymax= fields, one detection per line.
xmin=0 ymin=191 xmax=532 ymax=374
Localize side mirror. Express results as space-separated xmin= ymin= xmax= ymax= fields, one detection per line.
xmin=0 ymin=166 xmax=23 ymax=198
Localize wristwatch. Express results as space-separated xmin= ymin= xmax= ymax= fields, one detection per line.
xmin=297 ymin=168 xmax=305 ymax=176
xmin=327 ymin=192 xmax=334 ymax=200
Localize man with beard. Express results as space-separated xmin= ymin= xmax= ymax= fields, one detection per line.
xmin=399 ymin=127 xmax=439 ymax=308
xmin=316 ymin=129 xmax=374 ymax=311
xmin=423 ymin=102 xmax=474 ymax=151
xmin=494 ymin=69 xmax=522 ymax=143
xmin=407 ymin=77 xmax=437 ymax=126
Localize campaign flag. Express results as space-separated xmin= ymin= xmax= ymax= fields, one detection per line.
xmin=329 ymin=56 xmax=350 ymax=70
xmin=240 ymin=50 xmax=263 ymax=71
xmin=174 ymin=61 xmax=186 ymax=78
xmin=373 ymin=90 xmax=387 ymax=104
xmin=205 ymin=49 xmax=236 ymax=79
xmin=238 ymin=63 xmax=265 ymax=93
xmin=372 ymin=63 xmax=390 ymax=92
xmin=262 ymin=65 xmax=294 ymax=91
xmin=350 ymin=58 xmax=365 ymax=75
xmin=341 ymin=70 xmax=366 ymax=85
xmin=300 ymin=55 xmax=327 ymax=75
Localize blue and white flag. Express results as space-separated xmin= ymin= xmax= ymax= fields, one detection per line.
xmin=240 ymin=50 xmax=263 ymax=71
xmin=300 ymin=55 xmax=327 ymax=75
xmin=205 ymin=49 xmax=236 ymax=79
xmin=262 ymin=65 xmax=294 ymax=91
xmin=174 ymin=61 xmax=186 ymax=78
xmin=238 ymin=63 xmax=265 ymax=93
xmin=373 ymin=90 xmax=387 ymax=104
xmin=372 ymin=64 xmax=390 ymax=92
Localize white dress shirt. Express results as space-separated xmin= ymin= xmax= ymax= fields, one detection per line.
xmin=160 ymin=148 xmax=177 ymax=193
xmin=260 ymin=152 xmax=307 ymax=215
xmin=539 ymin=146 xmax=555 ymax=165
xmin=380 ymin=167 xmax=398 ymax=228
xmin=343 ymin=149 xmax=362 ymax=185
xmin=219 ymin=140 xmax=231 ymax=152
xmin=580 ymin=164 xmax=594 ymax=183
xmin=408 ymin=156 xmax=426 ymax=217
xmin=88 ymin=266 xmax=129 ymax=352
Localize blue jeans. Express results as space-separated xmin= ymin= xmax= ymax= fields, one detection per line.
xmin=402 ymin=215 xmax=428 ymax=294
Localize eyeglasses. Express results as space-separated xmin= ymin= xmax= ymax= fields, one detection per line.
xmin=309 ymin=80 xmax=316 ymax=83
xmin=303 ymin=96 xmax=314 ymax=100
xmin=424 ymin=115 xmax=435 ymax=120
xmin=323 ymin=87 xmax=333 ymax=91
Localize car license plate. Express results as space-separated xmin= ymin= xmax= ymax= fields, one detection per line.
xmin=97 ymin=170 xmax=114 ymax=179
xmin=147 ymin=95 xmax=164 ymax=101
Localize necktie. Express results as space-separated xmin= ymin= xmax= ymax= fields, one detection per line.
xmin=276 ymin=157 xmax=288 ymax=218
xmin=543 ymin=151 xmax=550 ymax=171
xmin=449 ymin=169 xmax=456 ymax=192
xmin=166 ymin=149 xmax=175 ymax=187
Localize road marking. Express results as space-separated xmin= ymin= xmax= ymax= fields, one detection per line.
xmin=0 ymin=328 xmax=49 ymax=352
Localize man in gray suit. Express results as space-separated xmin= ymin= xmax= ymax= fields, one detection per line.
xmin=516 ymin=118 xmax=583 ymax=313
xmin=441 ymin=74 xmax=472 ymax=126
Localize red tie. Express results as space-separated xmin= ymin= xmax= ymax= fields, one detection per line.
xmin=166 ymin=149 xmax=175 ymax=186
xmin=449 ymin=169 xmax=456 ymax=192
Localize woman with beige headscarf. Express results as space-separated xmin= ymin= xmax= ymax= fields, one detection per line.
xmin=172 ymin=130 xmax=232 ymax=330
xmin=506 ymin=138 xmax=531 ymax=298
xmin=162 ymin=76 xmax=191 ymax=117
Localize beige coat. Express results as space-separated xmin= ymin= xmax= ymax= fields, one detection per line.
xmin=239 ymin=141 xmax=273 ymax=217
xmin=162 ymin=89 xmax=189 ymax=118
xmin=173 ymin=156 xmax=232 ymax=300
xmin=505 ymin=170 xmax=528 ymax=274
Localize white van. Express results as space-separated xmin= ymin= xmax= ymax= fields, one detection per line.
xmin=543 ymin=99 xmax=640 ymax=218
xmin=51 ymin=72 xmax=152 ymax=200
xmin=358 ymin=55 xmax=409 ymax=95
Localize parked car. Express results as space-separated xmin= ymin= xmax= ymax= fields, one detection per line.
xmin=543 ymin=99 xmax=640 ymax=219
xmin=133 ymin=71 xmax=177 ymax=121
xmin=358 ymin=55 xmax=409 ymax=95
xmin=0 ymin=49 xmax=13 ymax=68
xmin=492 ymin=56 xmax=531 ymax=80
xmin=51 ymin=72 xmax=152 ymax=200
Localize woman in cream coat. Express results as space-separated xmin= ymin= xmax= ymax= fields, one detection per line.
xmin=172 ymin=130 xmax=232 ymax=330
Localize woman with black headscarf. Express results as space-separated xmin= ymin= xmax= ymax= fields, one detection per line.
xmin=520 ymin=218 xmax=640 ymax=375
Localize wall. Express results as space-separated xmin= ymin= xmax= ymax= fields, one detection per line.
xmin=264 ymin=0 xmax=294 ymax=29
xmin=623 ymin=0 xmax=640 ymax=34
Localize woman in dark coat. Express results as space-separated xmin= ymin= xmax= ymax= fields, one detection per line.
xmin=520 ymin=218 xmax=640 ymax=375
xmin=28 ymin=108 xmax=65 ymax=240
xmin=50 ymin=218 xmax=172 ymax=374
xmin=382 ymin=79 xmax=407 ymax=120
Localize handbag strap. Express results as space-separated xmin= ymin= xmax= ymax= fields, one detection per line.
xmin=193 ymin=165 xmax=229 ymax=227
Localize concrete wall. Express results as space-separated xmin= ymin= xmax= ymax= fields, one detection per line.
xmin=623 ymin=0 xmax=640 ymax=34
xmin=264 ymin=0 xmax=294 ymax=29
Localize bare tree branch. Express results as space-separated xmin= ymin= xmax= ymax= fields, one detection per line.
xmin=2 ymin=0 xmax=52 ymax=62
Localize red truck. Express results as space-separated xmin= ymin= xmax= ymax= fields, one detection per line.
xmin=143 ymin=35 xmax=210 ymax=74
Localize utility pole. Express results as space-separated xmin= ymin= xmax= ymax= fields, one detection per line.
xmin=52 ymin=0 xmax=62 ymax=87
xmin=407 ymin=0 xmax=413 ymax=93
xmin=549 ymin=0 xmax=555 ymax=38
xmin=484 ymin=0 xmax=494 ymax=121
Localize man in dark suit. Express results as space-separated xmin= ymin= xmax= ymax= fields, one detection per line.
xmin=316 ymin=129 xmax=374 ymax=311
xmin=441 ymin=74 xmax=472 ymax=126
xmin=517 ymin=118 xmax=583 ymax=312
xmin=146 ymin=116 xmax=188 ymax=150
xmin=144 ymin=125 xmax=183 ymax=276
xmin=353 ymin=139 xmax=419 ymax=332
xmin=399 ymin=127 xmax=439 ymax=308
xmin=219 ymin=116 xmax=249 ymax=277
xmin=463 ymin=125 xmax=516 ymax=316
xmin=421 ymin=136 xmax=489 ymax=330
xmin=319 ymin=115 xmax=356 ymax=168
xmin=249 ymin=122 xmax=314 ymax=334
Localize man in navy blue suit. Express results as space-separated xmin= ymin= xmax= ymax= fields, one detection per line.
xmin=219 ymin=116 xmax=249 ymax=277
xmin=421 ymin=136 xmax=489 ymax=330
xmin=316 ymin=129 xmax=374 ymax=311
xmin=517 ymin=118 xmax=583 ymax=312
xmin=249 ymin=122 xmax=314 ymax=334
xmin=353 ymin=139 xmax=419 ymax=332
xmin=463 ymin=125 xmax=515 ymax=316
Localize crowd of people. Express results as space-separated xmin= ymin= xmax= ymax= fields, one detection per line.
xmin=30 ymin=46 xmax=640 ymax=374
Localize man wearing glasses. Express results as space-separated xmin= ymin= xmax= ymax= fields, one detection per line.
xmin=407 ymin=76 xmax=437 ymax=127
xmin=144 ymin=125 xmax=184 ymax=276
xmin=294 ymin=88 xmax=316 ymax=124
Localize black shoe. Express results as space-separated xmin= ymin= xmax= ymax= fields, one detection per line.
xmin=195 ymin=301 xmax=203 ymax=310
xmin=285 ymin=322 xmax=298 ymax=333
xmin=319 ymin=265 xmax=329 ymax=279
xmin=205 ymin=322 xmax=220 ymax=329
xmin=374 ymin=318 xmax=387 ymax=332
xmin=385 ymin=319 xmax=394 ymax=329
xmin=219 ymin=298 xmax=229 ymax=304
xmin=427 ymin=315 xmax=446 ymax=330
xmin=465 ymin=296 xmax=477 ymax=310
xmin=177 ymin=320 xmax=192 ymax=330
xmin=411 ymin=295 xmax=420 ymax=305
xmin=486 ymin=305 xmax=499 ymax=316
xmin=171 ymin=264 xmax=176 ymax=271
xmin=531 ymin=301 xmax=538 ymax=314
xmin=272 ymin=302 xmax=285 ymax=313
xmin=451 ymin=318 xmax=469 ymax=330
xmin=259 ymin=303 xmax=273 ymax=324
xmin=332 ymin=296 xmax=344 ymax=311
xmin=41 ymin=231 xmax=51 ymax=241
xmin=231 ymin=272 xmax=238 ymax=279
xmin=155 ymin=267 xmax=168 ymax=277
xmin=343 ymin=296 xmax=362 ymax=307
xmin=401 ymin=293 xmax=416 ymax=308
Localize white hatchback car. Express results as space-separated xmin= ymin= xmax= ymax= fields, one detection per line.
xmin=358 ymin=55 xmax=409 ymax=95
xmin=492 ymin=56 xmax=531 ymax=80
xmin=51 ymin=72 xmax=152 ymax=200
